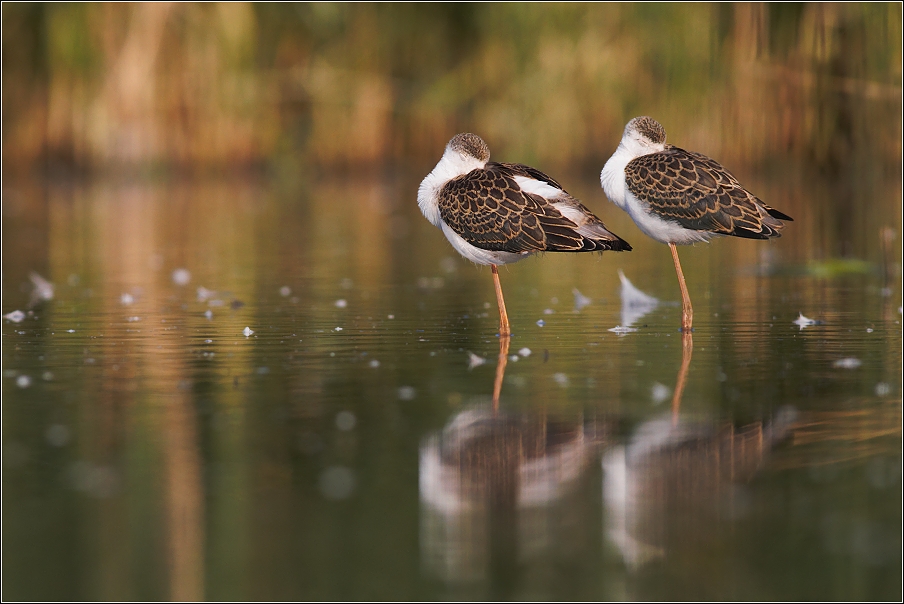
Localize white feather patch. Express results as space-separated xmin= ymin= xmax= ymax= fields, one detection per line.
xmin=553 ymin=201 xmax=616 ymax=240
xmin=552 ymin=202 xmax=587 ymax=225
xmin=513 ymin=175 xmax=564 ymax=200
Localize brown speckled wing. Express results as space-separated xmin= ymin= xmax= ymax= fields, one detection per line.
xmin=494 ymin=162 xmax=565 ymax=190
xmin=625 ymin=146 xmax=793 ymax=239
xmin=439 ymin=163 xmax=631 ymax=253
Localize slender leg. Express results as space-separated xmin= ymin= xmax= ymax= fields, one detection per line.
xmin=491 ymin=264 xmax=511 ymax=336
xmin=669 ymin=243 xmax=693 ymax=332
xmin=492 ymin=334 xmax=511 ymax=412
xmin=671 ymin=330 xmax=693 ymax=425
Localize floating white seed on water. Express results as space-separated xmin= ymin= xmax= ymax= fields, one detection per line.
xmin=4 ymin=310 xmax=25 ymax=323
xmin=30 ymin=272 xmax=54 ymax=301
xmin=793 ymin=313 xmax=817 ymax=329
xmin=467 ymin=352 xmax=486 ymax=369
xmin=832 ymin=357 xmax=862 ymax=369
xmin=172 ymin=268 xmax=191 ymax=286
xmin=572 ymin=288 xmax=592 ymax=311
xmin=518 ymin=348 xmax=531 ymax=357
xmin=242 ymin=327 xmax=254 ymax=337
xmin=651 ymin=382 xmax=671 ymax=404
xmin=609 ymin=325 xmax=637 ymax=334
xmin=334 ymin=299 xmax=347 ymax=308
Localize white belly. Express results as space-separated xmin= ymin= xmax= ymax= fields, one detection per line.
xmin=602 ymin=144 xmax=715 ymax=246
xmin=440 ymin=222 xmax=529 ymax=266
xmin=623 ymin=190 xmax=716 ymax=245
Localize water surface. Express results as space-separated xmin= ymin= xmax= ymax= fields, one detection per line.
xmin=2 ymin=171 xmax=901 ymax=601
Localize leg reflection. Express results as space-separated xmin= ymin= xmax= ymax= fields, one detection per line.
xmin=670 ymin=330 xmax=694 ymax=425
xmin=492 ymin=335 xmax=511 ymax=411
xmin=491 ymin=264 xmax=511 ymax=337
xmin=420 ymin=355 xmax=598 ymax=590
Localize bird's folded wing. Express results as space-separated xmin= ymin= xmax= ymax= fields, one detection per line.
xmin=439 ymin=164 xmax=625 ymax=253
xmin=493 ymin=162 xmax=565 ymax=191
xmin=625 ymin=147 xmax=791 ymax=239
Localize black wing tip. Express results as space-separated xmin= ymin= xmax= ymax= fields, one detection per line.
xmin=545 ymin=235 xmax=633 ymax=253
xmin=730 ymin=227 xmax=773 ymax=240
xmin=767 ymin=207 xmax=794 ymax=221
xmin=583 ymin=233 xmax=632 ymax=252
xmin=590 ymin=231 xmax=632 ymax=252
xmin=611 ymin=238 xmax=633 ymax=252
xmin=592 ymin=237 xmax=632 ymax=252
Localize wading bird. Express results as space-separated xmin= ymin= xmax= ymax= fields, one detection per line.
xmin=419 ymin=133 xmax=631 ymax=336
xmin=600 ymin=117 xmax=792 ymax=331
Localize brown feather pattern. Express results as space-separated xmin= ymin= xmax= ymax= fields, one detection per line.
xmin=439 ymin=162 xmax=632 ymax=254
xmin=625 ymin=146 xmax=793 ymax=239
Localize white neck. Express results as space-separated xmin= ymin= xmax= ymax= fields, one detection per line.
xmin=600 ymin=135 xmax=665 ymax=210
xmin=600 ymin=143 xmax=634 ymax=210
xmin=418 ymin=147 xmax=486 ymax=227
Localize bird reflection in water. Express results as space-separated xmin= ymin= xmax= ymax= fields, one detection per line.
xmin=603 ymin=328 xmax=797 ymax=568
xmin=419 ymin=334 xmax=603 ymax=588
xmin=602 ymin=271 xmax=804 ymax=571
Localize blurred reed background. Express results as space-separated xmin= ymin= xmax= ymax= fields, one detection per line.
xmin=2 ymin=2 xmax=901 ymax=174
xmin=2 ymin=5 xmax=902 ymax=601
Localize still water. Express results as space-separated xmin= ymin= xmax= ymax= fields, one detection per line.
xmin=2 ymin=170 xmax=901 ymax=601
